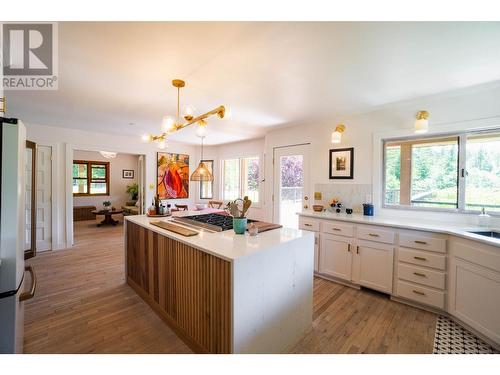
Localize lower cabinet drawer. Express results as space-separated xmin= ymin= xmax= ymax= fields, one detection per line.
xmin=398 ymin=248 xmax=446 ymax=270
xmin=299 ymin=217 xmax=320 ymax=232
xmin=357 ymin=225 xmax=395 ymax=244
xmin=321 ymin=221 xmax=354 ymax=237
xmin=397 ymin=280 xmax=445 ymax=310
xmin=397 ymin=263 xmax=446 ymax=290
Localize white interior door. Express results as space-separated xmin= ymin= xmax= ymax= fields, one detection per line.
xmin=36 ymin=145 xmax=52 ymax=252
xmin=273 ymin=144 xmax=310 ymax=228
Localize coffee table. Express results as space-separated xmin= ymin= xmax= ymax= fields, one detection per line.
xmin=91 ymin=209 xmax=123 ymax=227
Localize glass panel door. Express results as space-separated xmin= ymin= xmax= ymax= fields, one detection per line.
xmin=273 ymin=144 xmax=310 ymax=228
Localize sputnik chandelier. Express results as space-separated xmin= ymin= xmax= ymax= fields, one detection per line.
xmin=141 ymin=79 xmax=226 ymax=149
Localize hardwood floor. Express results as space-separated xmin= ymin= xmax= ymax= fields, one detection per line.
xmin=291 ymin=278 xmax=436 ymax=353
xmin=24 ymin=218 xmax=437 ymax=354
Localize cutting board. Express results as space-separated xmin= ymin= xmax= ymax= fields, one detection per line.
xmin=250 ymin=221 xmax=282 ymax=233
xmin=150 ymin=221 xmax=199 ymax=236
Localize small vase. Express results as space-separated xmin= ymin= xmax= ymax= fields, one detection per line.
xmin=233 ymin=217 xmax=247 ymax=234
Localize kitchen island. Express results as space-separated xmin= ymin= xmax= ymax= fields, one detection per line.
xmin=124 ymin=213 xmax=314 ymax=354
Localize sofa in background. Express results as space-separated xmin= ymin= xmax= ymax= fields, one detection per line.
xmin=122 ymin=201 xmax=139 ymax=216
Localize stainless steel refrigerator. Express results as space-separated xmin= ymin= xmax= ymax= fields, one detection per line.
xmin=0 ymin=116 xmax=36 ymax=353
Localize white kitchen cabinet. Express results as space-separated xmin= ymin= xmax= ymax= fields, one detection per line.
xmin=449 ymin=239 xmax=500 ymax=345
xmin=353 ymin=240 xmax=394 ymax=294
xmin=319 ymin=233 xmax=353 ymax=281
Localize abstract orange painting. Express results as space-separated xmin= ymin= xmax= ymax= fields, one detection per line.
xmin=157 ymin=152 xmax=189 ymax=199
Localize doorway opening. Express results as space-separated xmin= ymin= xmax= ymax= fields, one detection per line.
xmin=70 ymin=149 xmax=145 ymax=247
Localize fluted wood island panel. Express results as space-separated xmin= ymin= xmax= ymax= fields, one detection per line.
xmin=126 ymin=221 xmax=231 ymax=353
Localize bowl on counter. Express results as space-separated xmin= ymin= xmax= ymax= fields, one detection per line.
xmin=312 ymin=205 xmax=324 ymax=212
xmin=195 ymin=203 xmax=207 ymax=210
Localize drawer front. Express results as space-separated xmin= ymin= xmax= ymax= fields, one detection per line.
xmin=357 ymin=225 xmax=395 ymax=244
xmin=398 ymin=248 xmax=446 ymax=270
xmin=299 ymin=217 xmax=320 ymax=232
xmin=398 ymin=262 xmax=446 ymax=289
xmin=399 ymin=233 xmax=446 ymax=253
xmin=397 ymin=280 xmax=445 ymax=309
xmin=321 ymin=221 xmax=354 ymax=237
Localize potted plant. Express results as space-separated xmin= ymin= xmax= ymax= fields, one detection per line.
xmin=226 ymin=196 xmax=252 ymax=234
xmin=126 ymin=183 xmax=139 ymax=202
xmin=102 ymin=200 xmax=111 ymax=211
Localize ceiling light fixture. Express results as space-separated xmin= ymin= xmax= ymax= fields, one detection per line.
xmin=331 ymin=124 xmax=346 ymax=144
xmin=190 ymin=135 xmax=213 ymax=182
xmin=414 ymin=110 xmax=429 ymax=134
xmin=99 ymin=151 xmax=117 ymax=159
xmin=141 ymin=79 xmax=226 ymax=147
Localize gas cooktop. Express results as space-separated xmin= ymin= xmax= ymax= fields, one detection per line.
xmin=173 ymin=213 xmax=255 ymax=232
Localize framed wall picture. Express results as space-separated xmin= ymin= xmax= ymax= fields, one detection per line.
xmin=122 ymin=169 xmax=134 ymax=179
xmin=157 ymin=152 xmax=190 ymax=199
xmin=329 ymin=147 xmax=354 ymax=179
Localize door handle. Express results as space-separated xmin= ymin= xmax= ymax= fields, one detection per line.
xmin=347 ymin=244 xmax=351 ymax=252
xmin=356 ymin=245 xmax=359 ymax=254
xmin=20 ymin=265 xmax=37 ymax=302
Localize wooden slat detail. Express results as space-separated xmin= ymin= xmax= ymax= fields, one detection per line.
xmin=126 ymin=222 xmax=232 ymax=354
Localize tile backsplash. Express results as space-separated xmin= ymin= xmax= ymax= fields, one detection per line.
xmin=314 ymin=183 xmax=372 ymax=213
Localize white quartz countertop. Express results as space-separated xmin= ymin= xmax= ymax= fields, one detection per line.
xmin=298 ymin=210 xmax=500 ymax=247
xmin=125 ymin=213 xmax=313 ymax=262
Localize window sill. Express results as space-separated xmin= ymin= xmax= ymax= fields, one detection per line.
xmin=382 ymin=204 xmax=500 ymax=217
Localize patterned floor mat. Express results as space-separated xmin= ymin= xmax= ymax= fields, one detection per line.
xmin=433 ymin=316 xmax=498 ymax=354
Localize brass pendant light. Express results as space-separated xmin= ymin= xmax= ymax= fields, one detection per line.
xmin=141 ymin=79 xmax=225 ymax=148
xmin=190 ymin=135 xmax=213 ymax=182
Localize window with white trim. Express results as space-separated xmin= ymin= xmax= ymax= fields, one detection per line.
xmin=222 ymin=157 xmax=260 ymax=203
xmin=383 ymin=130 xmax=500 ymax=213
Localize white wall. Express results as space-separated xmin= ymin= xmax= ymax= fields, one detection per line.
xmin=25 ymin=123 xmax=197 ymax=249
xmin=73 ymin=150 xmax=139 ymax=209
xmin=194 ymin=82 xmax=500 ymax=226
xmin=259 ymin=82 xmax=500 ymax=225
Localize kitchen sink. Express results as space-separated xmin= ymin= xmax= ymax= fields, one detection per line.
xmin=467 ymin=231 xmax=500 ymax=239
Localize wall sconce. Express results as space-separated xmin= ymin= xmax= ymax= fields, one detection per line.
xmin=414 ymin=110 xmax=429 ymax=134
xmin=331 ymin=124 xmax=345 ymax=144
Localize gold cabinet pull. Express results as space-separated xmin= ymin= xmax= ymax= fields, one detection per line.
xmin=356 ymin=245 xmax=359 ymax=254
xmin=368 ymin=233 xmax=379 ymax=237
xmin=304 ymin=223 xmax=312 ymax=227
xmin=413 ymin=272 xmax=426 ymax=277
xmin=412 ymin=290 xmax=425 ymax=296
xmin=347 ymin=243 xmax=351 ymax=252
xmin=414 ymin=240 xmax=427 ymax=245
xmin=414 ymin=256 xmax=427 ymax=261
xmin=332 ymin=227 xmax=341 ymax=231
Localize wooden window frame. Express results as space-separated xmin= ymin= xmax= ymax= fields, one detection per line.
xmin=73 ymin=160 xmax=110 ymax=197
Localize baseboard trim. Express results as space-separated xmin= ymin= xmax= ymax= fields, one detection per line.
xmin=314 ymin=273 xmax=361 ymax=290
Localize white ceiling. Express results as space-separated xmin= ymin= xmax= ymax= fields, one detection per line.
xmin=7 ymin=22 xmax=500 ymax=145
